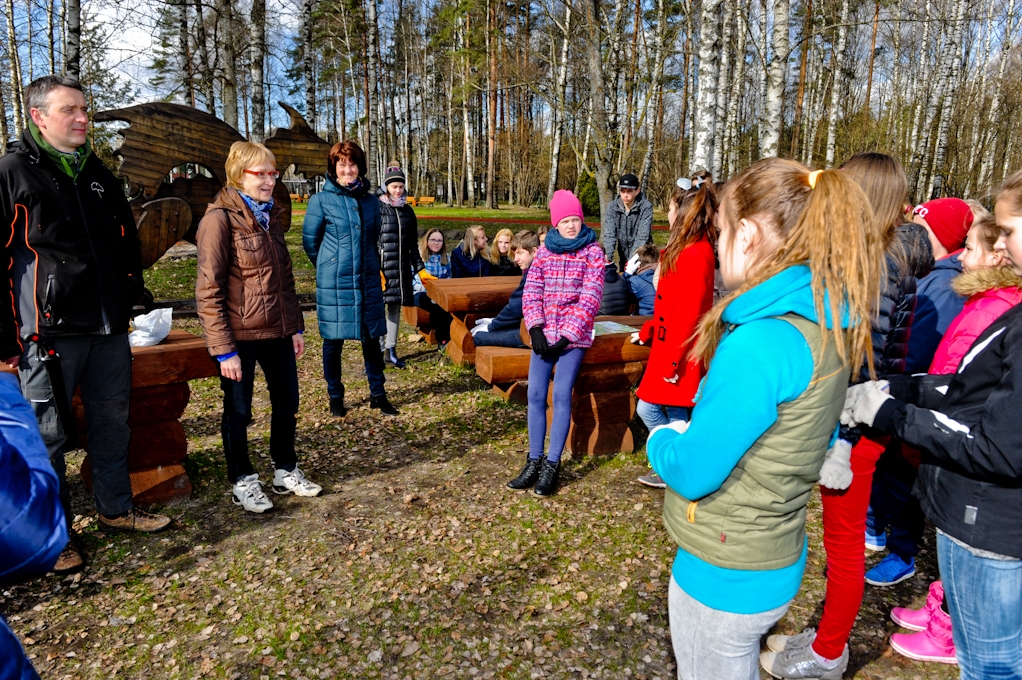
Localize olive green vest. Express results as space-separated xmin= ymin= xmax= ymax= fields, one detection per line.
xmin=662 ymin=314 xmax=849 ymax=571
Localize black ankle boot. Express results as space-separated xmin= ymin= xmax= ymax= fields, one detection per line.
xmin=369 ymin=395 xmax=399 ymax=416
xmin=329 ymin=397 xmax=347 ymax=417
xmin=534 ymin=459 xmax=560 ymax=496
xmin=507 ymin=456 xmax=543 ymax=490
xmin=385 ymin=348 xmax=406 ymax=368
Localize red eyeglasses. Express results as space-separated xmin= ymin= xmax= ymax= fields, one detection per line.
xmin=243 ymin=169 xmax=280 ymax=180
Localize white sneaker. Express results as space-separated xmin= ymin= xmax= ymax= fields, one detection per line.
xmin=272 ymin=467 xmax=322 ymax=497
xmin=232 ymin=474 xmax=274 ymax=513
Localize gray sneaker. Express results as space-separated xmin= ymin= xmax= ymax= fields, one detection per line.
xmin=766 ymin=627 xmax=817 ymax=653
xmin=760 ymin=641 xmax=848 ymax=679
xmin=637 ymin=472 xmax=666 ymax=488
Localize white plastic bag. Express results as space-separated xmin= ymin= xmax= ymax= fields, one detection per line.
xmin=129 ymin=308 xmax=173 ymax=347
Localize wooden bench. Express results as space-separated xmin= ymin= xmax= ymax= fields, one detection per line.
xmin=402 ymin=304 xmax=435 ymax=344
xmin=475 ymin=315 xmax=652 ymax=455
xmin=77 ymin=330 xmax=218 ymax=506
xmin=422 ymin=276 xmax=522 ymax=365
xmin=417 ymin=196 xmax=436 ymax=206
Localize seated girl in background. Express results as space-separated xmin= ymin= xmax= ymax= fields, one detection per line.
xmin=490 ymin=228 xmax=522 ymax=277
xmin=451 ymin=225 xmax=492 ymax=277
xmin=412 ymin=228 xmax=454 ymax=349
xmin=625 ymin=243 xmax=661 ymax=316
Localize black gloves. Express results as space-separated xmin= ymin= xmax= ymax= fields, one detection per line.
xmin=546 ymin=337 xmax=569 ymax=358
xmin=529 ymin=326 xmax=549 ymax=356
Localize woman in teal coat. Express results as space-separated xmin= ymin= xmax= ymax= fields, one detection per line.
xmin=303 ymin=141 xmax=397 ymax=417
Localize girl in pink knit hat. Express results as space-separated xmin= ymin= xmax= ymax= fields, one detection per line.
xmin=507 ymin=190 xmax=605 ymax=496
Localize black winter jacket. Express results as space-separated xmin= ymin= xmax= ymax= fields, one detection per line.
xmin=877 ymin=301 xmax=1022 ymax=558
xmin=378 ymin=200 xmax=425 ymax=305
xmin=490 ymin=254 xmax=521 ymax=278
xmin=0 ymin=130 xmax=143 ymax=359
xmin=598 ymin=263 xmax=634 ymax=315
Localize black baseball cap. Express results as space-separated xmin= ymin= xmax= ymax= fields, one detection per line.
xmin=618 ymin=173 xmax=639 ymax=189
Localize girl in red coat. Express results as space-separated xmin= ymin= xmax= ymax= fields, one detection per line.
xmin=632 ymin=182 xmax=718 ymax=488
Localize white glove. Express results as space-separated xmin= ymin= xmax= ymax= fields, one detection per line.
xmin=663 ymin=374 xmax=679 ymax=384
xmin=630 ymin=332 xmax=644 ymax=345
xmin=625 ymin=253 xmax=641 ymax=275
xmin=470 ymin=318 xmax=493 ymax=336
xmin=840 ymin=380 xmax=892 ymax=428
xmin=819 ymin=438 xmax=853 ymax=490
xmin=648 ymin=418 xmax=690 ymax=441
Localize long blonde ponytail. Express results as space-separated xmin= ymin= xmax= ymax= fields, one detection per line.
xmin=691 ymin=158 xmax=883 ymax=378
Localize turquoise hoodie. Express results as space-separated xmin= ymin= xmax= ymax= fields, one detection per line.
xmin=648 ymin=265 xmax=848 ymax=614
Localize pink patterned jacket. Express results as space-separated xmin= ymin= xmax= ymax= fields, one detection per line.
xmin=522 ymin=242 xmax=606 ymax=349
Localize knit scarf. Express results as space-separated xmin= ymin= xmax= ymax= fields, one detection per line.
xmin=29 ymin=120 xmax=92 ymax=180
xmin=379 ymin=193 xmax=407 ymax=208
xmin=239 ymin=192 xmax=274 ymax=231
xmin=544 ymin=224 xmax=597 ymax=254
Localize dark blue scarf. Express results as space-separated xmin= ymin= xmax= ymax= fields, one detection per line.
xmin=545 ymin=224 xmax=597 ymax=254
xmin=239 ymin=192 xmax=274 ymax=231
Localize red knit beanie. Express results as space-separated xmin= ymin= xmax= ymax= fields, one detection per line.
xmin=912 ymin=198 xmax=974 ymax=253
xmin=549 ymin=190 xmax=584 ymax=228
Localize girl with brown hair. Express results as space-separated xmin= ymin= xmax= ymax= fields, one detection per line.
xmin=645 ymin=159 xmax=881 ymax=678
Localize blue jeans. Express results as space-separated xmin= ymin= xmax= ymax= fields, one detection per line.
xmin=322 ymin=332 xmax=387 ymax=401
xmin=636 ymin=398 xmax=689 ymax=431
xmin=473 ymin=328 xmax=525 ymax=348
xmin=527 ymin=347 xmax=585 ymax=463
xmin=938 ymin=530 xmax=1022 ymax=679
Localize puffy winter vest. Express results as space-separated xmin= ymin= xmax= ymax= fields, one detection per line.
xmin=662 ymin=313 xmax=848 ymax=571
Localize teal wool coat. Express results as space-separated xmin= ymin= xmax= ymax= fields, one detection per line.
xmin=302 ymin=177 xmax=386 ymax=341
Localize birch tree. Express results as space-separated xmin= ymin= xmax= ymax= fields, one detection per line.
xmin=824 ymin=0 xmax=849 ymax=167
xmin=691 ymin=0 xmax=723 ymax=172
xmin=760 ymin=0 xmax=789 ymax=157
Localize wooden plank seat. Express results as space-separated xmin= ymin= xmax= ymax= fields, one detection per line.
xmin=423 ymin=277 xmax=523 ymax=366
xmin=418 ymin=197 xmax=436 ymax=206
xmin=78 ymin=330 xmax=218 ymax=506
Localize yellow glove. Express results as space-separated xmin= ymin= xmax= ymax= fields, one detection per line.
xmin=419 ymin=270 xmax=437 ymax=281
xmin=380 ymin=272 xmax=387 ymax=291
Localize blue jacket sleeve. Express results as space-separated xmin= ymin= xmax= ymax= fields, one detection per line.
xmin=487 ymin=271 xmax=527 ymax=332
xmin=647 ymin=319 xmax=815 ymax=500
xmin=302 ymin=195 xmax=327 ymax=266
xmin=0 ymin=373 xmax=67 ymax=586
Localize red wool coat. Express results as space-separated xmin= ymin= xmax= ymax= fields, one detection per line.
xmin=636 ymin=236 xmax=716 ymax=408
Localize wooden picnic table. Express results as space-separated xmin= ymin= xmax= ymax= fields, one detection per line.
xmin=422 ymin=276 xmax=523 ymax=365
xmin=78 ymin=330 xmax=218 ymax=506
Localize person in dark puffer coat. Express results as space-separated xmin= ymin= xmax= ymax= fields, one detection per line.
xmin=598 ymin=263 xmax=634 ymax=315
xmin=378 ymin=163 xmax=426 ymax=369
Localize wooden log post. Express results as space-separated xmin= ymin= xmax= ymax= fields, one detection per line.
xmin=402 ymin=305 xmax=436 ymax=344
xmin=78 ymin=330 xmax=218 ymax=506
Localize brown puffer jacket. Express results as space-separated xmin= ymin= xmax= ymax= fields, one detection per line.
xmin=195 ymin=187 xmax=304 ymax=356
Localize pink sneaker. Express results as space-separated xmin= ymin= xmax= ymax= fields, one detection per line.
xmin=890 ymin=598 xmax=957 ymax=664
xmin=891 ymin=580 xmax=944 ymax=631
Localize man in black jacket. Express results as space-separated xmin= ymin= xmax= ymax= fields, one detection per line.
xmin=0 ymin=76 xmax=170 ymax=572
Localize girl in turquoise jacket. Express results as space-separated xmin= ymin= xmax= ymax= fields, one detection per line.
xmin=646 ymin=159 xmax=882 ymax=679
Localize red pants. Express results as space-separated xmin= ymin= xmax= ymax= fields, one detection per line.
xmin=813 ymin=435 xmax=887 ymax=659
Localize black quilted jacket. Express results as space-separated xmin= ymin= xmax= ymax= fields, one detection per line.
xmin=377 ymin=200 xmax=425 ymax=305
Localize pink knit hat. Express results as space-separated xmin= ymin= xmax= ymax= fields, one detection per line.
xmin=549 ymin=190 xmax=584 ymax=228
xmin=912 ymin=198 xmax=973 ymax=253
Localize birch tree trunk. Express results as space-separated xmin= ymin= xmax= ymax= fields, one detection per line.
xmin=303 ymin=0 xmax=317 ymax=131
xmin=65 ymin=0 xmax=80 ymax=78
xmin=910 ymin=2 xmax=956 ymax=199
xmin=48 ymin=0 xmax=55 ymax=73
xmin=366 ymin=0 xmax=381 ymax=183
xmin=824 ymin=0 xmax=849 ymax=167
xmin=192 ymin=0 xmax=215 ymax=111
xmin=724 ymin=7 xmax=747 ymax=175
xmin=641 ymin=0 xmax=670 ymax=191
xmin=547 ymin=4 xmax=571 ymax=202
xmin=249 ymin=0 xmax=266 ymax=141
xmin=691 ymin=0 xmax=723 ymax=172
xmin=790 ymin=0 xmax=812 ymax=156
xmin=978 ymin=0 xmax=1016 ymax=190
xmin=712 ymin=0 xmax=734 ymax=178
xmin=446 ymin=61 xmax=455 ymax=205
xmin=0 ymin=69 xmax=9 ymax=153
xmin=6 ymin=0 xmax=24 ymax=134
xmin=485 ymin=0 xmax=498 ymax=208
xmin=460 ymin=16 xmax=475 ymax=206
xmin=219 ymin=0 xmax=239 ymax=131
xmin=928 ymin=0 xmax=967 ymax=199
xmin=584 ymin=0 xmax=616 ymax=228
xmin=761 ymin=0 xmax=790 ymax=157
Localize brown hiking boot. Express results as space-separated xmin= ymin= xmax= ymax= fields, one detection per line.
xmin=52 ymin=542 xmax=84 ymax=573
xmin=99 ymin=508 xmax=171 ymax=533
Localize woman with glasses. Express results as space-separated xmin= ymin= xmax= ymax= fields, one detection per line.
xmin=412 ymin=228 xmax=454 ymax=350
xmin=196 ymin=141 xmax=321 ymax=514
xmin=303 ymin=141 xmax=399 ymax=418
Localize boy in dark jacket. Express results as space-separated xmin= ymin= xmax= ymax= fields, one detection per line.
xmin=473 ymin=231 xmax=539 ymax=348
xmin=598 ymin=262 xmax=634 ymax=315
